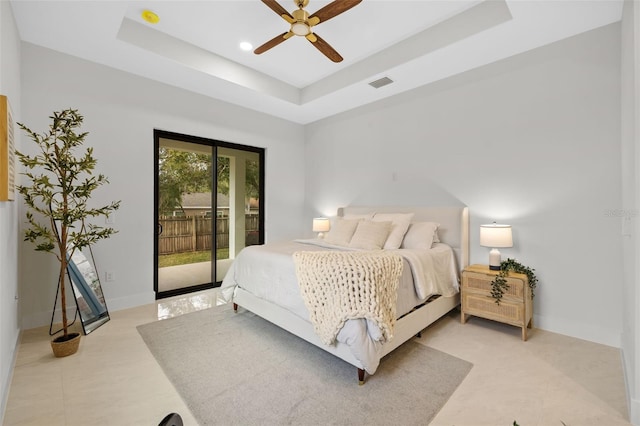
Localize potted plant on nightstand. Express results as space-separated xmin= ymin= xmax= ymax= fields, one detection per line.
xmin=16 ymin=108 xmax=120 ymax=357
xmin=490 ymin=258 xmax=538 ymax=304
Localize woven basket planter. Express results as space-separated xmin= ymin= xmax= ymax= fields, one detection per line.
xmin=51 ymin=332 xmax=81 ymax=358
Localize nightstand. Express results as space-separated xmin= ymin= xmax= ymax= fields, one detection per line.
xmin=461 ymin=264 xmax=533 ymax=341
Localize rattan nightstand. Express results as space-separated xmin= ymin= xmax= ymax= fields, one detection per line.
xmin=461 ymin=264 xmax=533 ymax=341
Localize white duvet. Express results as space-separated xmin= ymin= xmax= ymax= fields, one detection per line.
xmin=217 ymin=239 xmax=458 ymax=374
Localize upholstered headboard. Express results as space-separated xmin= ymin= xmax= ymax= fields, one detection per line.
xmin=338 ymin=205 xmax=469 ymax=271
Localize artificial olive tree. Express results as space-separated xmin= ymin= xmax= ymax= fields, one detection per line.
xmin=16 ymin=109 xmax=120 ymax=348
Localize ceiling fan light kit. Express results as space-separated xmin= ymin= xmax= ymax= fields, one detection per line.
xmin=255 ymin=0 xmax=362 ymax=63
xmin=291 ymin=24 xmax=310 ymax=36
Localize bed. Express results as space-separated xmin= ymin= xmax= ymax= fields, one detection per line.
xmin=217 ymin=205 xmax=469 ymax=384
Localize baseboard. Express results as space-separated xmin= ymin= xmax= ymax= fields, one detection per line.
xmin=620 ymin=339 xmax=640 ymax=425
xmin=21 ymin=301 xmax=85 ymax=330
xmin=21 ymin=291 xmax=155 ymax=330
xmin=533 ymin=313 xmax=621 ymax=348
xmin=105 ymin=291 xmax=155 ymax=312
xmin=0 ymin=329 xmax=21 ymax=425
xmin=629 ymin=397 xmax=640 ymax=426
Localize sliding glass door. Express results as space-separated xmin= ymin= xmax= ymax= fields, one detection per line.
xmin=154 ymin=130 xmax=264 ymax=299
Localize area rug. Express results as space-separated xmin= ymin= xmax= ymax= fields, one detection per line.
xmin=137 ymin=304 xmax=472 ymax=425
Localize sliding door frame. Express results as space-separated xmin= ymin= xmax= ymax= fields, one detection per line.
xmin=153 ymin=129 xmax=265 ymax=299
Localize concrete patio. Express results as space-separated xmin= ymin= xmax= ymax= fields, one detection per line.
xmin=158 ymin=259 xmax=233 ymax=293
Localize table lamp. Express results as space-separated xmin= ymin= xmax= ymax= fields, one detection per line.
xmin=480 ymin=222 xmax=513 ymax=270
xmin=312 ymin=217 xmax=330 ymax=239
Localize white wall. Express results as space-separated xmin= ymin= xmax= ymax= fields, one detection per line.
xmin=0 ymin=0 xmax=21 ymax=421
xmin=305 ymin=23 xmax=623 ymax=348
xmin=621 ymin=0 xmax=640 ymax=423
xmin=19 ymin=43 xmax=306 ymax=328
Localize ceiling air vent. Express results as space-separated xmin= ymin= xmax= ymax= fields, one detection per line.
xmin=368 ymin=77 xmax=394 ymax=89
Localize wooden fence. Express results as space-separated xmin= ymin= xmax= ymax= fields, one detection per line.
xmin=158 ymin=216 xmax=259 ymax=255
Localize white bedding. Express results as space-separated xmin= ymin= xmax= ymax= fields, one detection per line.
xmin=217 ymin=239 xmax=459 ymax=373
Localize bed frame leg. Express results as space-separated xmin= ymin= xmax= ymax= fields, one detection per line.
xmin=233 ymin=303 xmax=238 ymax=313
xmin=358 ymin=368 xmax=365 ymax=386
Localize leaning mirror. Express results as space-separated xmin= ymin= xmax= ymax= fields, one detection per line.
xmin=67 ymin=249 xmax=110 ymax=334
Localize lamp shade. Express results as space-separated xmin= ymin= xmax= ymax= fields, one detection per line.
xmin=480 ymin=223 xmax=513 ymax=248
xmin=312 ymin=217 xmax=331 ymax=233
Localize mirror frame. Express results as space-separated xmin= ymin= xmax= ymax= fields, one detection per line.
xmin=67 ymin=248 xmax=110 ymax=334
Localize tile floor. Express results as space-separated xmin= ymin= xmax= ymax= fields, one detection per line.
xmin=2 ymin=289 xmax=631 ymax=426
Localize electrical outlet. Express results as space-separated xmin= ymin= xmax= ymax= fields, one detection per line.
xmin=105 ymin=271 xmax=114 ymax=282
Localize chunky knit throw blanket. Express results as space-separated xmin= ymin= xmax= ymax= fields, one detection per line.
xmin=293 ymin=250 xmax=404 ymax=345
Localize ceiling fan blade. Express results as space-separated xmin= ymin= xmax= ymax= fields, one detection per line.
xmin=254 ymin=32 xmax=293 ymax=55
xmin=261 ymin=0 xmax=295 ymax=23
xmin=307 ymin=33 xmax=343 ymax=63
xmin=308 ymin=0 xmax=362 ymax=25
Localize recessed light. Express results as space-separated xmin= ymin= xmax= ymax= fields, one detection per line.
xmin=239 ymin=42 xmax=253 ymax=52
xmin=141 ymin=10 xmax=160 ymax=24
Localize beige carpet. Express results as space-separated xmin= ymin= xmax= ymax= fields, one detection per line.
xmin=137 ymin=303 xmax=472 ymax=425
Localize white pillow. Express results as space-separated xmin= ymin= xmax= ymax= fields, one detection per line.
xmin=373 ymin=213 xmax=414 ymax=249
xmin=401 ymin=222 xmax=441 ymax=250
xmin=349 ymin=221 xmax=392 ymax=250
xmin=324 ymin=218 xmax=360 ymax=246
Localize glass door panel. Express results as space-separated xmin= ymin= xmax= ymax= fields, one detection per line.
xmin=156 ymin=138 xmax=215 ymax=296
xmin=245 ymin=157 xmax=261 ymax=247
xmin=215 ymin=147 xmax=262 ymax=281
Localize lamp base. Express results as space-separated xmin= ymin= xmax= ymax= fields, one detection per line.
xmin=489 ymin=248 xmax=501 ymax=271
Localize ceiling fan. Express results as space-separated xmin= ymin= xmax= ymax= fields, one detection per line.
xmin=254 ymin=0 xmax=362 ymax=63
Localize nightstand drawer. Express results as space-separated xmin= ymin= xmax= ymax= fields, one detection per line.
xmin=462 ymin=292 xmax=525 ymax=326
xmin=463 ymin=271 xmax=526 ymax=300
